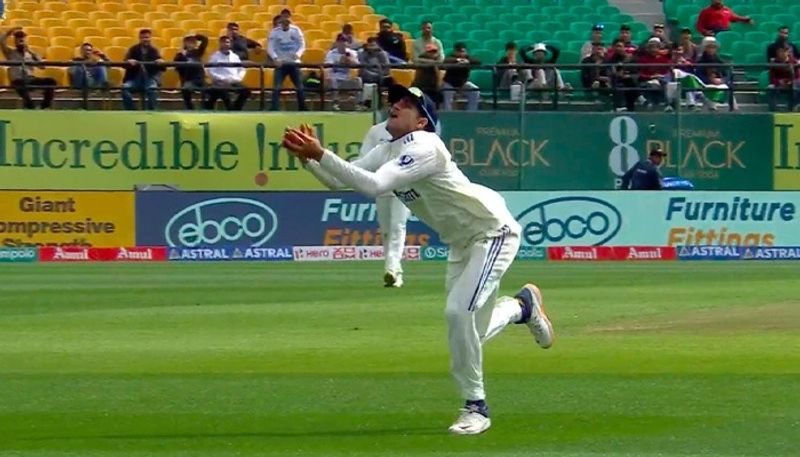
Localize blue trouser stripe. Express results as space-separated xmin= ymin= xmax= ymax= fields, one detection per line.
xmin=467 ymin=230 xmax=507 ymax=312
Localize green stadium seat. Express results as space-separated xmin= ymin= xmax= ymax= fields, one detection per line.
xmin=790 ymin=6 xmax=800 ymax=18
xmin=569 ymin=22 xmax=593 ymax=36
xmin=471 ymin=69 xmax=495 ymax=91
xmin=553 ymin=31 xmax=579 ymax=44
xmin=445 ymin=13 xmax=470 ymax=25
xmin=758 ymin=22 xmax=783 ymax=34
xmin=454 ymin=21 xmax=479 ymax=33
xmin=744 ymin=31 xmax=769 ymax=45
xmin=512 ymin=6 xmax=538 ymax=17
xmin=743 ymin=53 xmax=763 ymax=81
xmin=540 ymin=22 xmax=563 ymax=34
xmin=540 ymin=6 xmax=562 ymax=16
xmin=583 ymin=14 xmax=605 ymax=26
xmin=468 ymin=30 xmax=495 ymax=43
xmin=498 ymin=30 xmax=524 ymax=43
xmin=554 ymin=14 xmax=578 ymax=25
xmin=598 ymin=6 xmax=620 ymax=17
xmin=731 ymin=41 xmax=758 ymax=60
xmin=569 ymin=6 xmax=592 ymax=16
xmin=472 ymin=14 xmax=495 ymax=24
xmin=461 ymin=6 xmax=484 ymax=16
xmin=760 ymin=5 xmax=785 ymax=16
xmin=714 ymin=31 xmax=741 ymax=50
xmin=498 ymin=13 xmax=519 ymax=24
xmin=559 ymin=50 xmax=580 ymax=64
xmin=471 ymin=49 xmax=497 ymax=65
xmin=431 ymin=5 xmax=456 ymax=16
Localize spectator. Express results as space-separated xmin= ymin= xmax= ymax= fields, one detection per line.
xmin=1 ymin=28 xmax=56 ymax=109
xmin=621 ymin=146 xmax=665 ymax=190
xmin=521 ymin=43 xmax=567 ymax=92
xmin=442 ymin=42 xmax=481 ymax=111
xmin=412 ymin=43 xmax=442 ymax=105
xmin=358 ymin=36 xmax=393 ymax=108
xmin=768 ymin=45 xmax=800 ymax=111
xmin=581 ymin=42 xmax=611 ymax=96
xmin=412 ymin=21 xmax=444 ymax=64
xmin=651 ymin=24 xmax=671 ymax=48
xmin=268 ymin=16 xmax=307 ymax=111
xmin=205 ymin=36 xmax=250 ymax=111
xmin=280 ymin=8 xmax=291 ymax=20
xmin=496 ymin=41 xmax=531 ymax=90
xmin=696 ymin=0 xmax=752 ymax=37
xmin=324 ymin=34 xmax=362 ymax=111
xmin=636 ymin=38 xmax=671 ymax=108
xmin=122 ymin=29 xmax=163 ymax=111
xmin=767 ymin=26 xmax=800 ymax=61
xmin=335 ymin=24 xmax=361 ymax=50
xmin=227 ymin=22 xmax=261 ymax=61
xmin=377 ymin=19 xmax=407 ymax=64
xmin=174 ymin=34 xmax=209 ymax=110
xmin=695 ymin=36 xmax=736 ymax=110
xmin=70 ymin=42 xmax=109 ymax=90
xmin=667 ymin=43 xmax=703 ymax=110
xmin=678 ymin=27 xmax=698 ymax=62
xmin=580 ymin=24 xmax=604 ymax=60
xmin=606 ymin=38 xmax=638 ymax=112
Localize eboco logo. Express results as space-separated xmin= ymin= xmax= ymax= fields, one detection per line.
xmin=165 ymin=198 xmax=278 ymax=247
xmin=516 ymin=196 xmax=621 ymax=246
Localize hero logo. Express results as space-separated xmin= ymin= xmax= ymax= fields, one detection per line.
xmin=516 ymin=196 xmax=621 ymax=246
xmin=165 ymin=198 xmax=278 ymax=247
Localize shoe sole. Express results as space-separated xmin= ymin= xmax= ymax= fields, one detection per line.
xmin=383 ymin=272 xmax=395 ymax=288
xmin=524 ymin=283 xmax=554 ymax=349
xmin=448 ymin=418 xmax=491 ymax=435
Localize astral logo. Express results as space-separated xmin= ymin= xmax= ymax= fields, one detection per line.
xmin=516 ymin=196 xmax=622 ymax=246
xmin=165 ymin=198 xmax=277 ymax=247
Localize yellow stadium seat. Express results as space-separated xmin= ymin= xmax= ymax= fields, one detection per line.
xmin=294 ymin=5 xmax=321 ymax=16
xmin=162 ymin=28 xmax=188 ymax=42
xmin=233 ymin=0 xmax=258 ymax=8
xmin=128 ymin=4 xmax=150 ymax=14
xmin=162 ymin=48 xmax=180 ymax=61
xmin=206 ymin=0 xmax=231 ymax=7
xmin=51 ymin=36 xmax=77 ymax=48
xmin=7 ymin=19 xmax=34 ymax=29
xmin=108 ymin=67 xmax=125 ymax=88
xmin=198 ymin=12 xmax=223 ymax=23
xmin=39 ymin=67 xmax=69 ymax=87
xmin=87 ymin=11 xmax=115 ymax=22
xmin=76 ymin=27 xmax=104 ymax=41
xmin=239 ymin=5 xmax=263 ymax=17
xmin=100 ymin=3 xmax=126 ymax=14
xmin=67 ymin=19 xmax=92 ymax=30
xmin=302 ymin=48 xmax=326 ymax=64
xmin=179 ymin=0 xmax=203 ymax=5
xmin=104 ymin=46 xmax=129 ymax=62
xmin=180 ymin=20 xmax=206 ymax=31
xmin=74 ymin=2 xmax=98 ymax=13
xmin=335 ymin=14 xmax=360 ymax=24
xmin=312 ymin=38 xmax=332 ymax=50
xmin=129 ymin=0 xmax=151 ymax=5
xmin=171 ymin=12 xmax=196 ymax=22
xmin=33 ymin=10 xmax=59 ymax=22
xmin=152 ymin=0 xmax=178 ymax=5
xmin=25 ymin=36 xmax=49 ymax=49
xmin=82 ymin=36 xmax=108 ymax=50
xmin=125 ymin=19 xmax=150 ymax=31
xmin=349 ymin=5 xmax=373 ymax=17
xmin=42 ymin=0 xmax=68 ymax=12
xmin=116 ymin=11 xmax=143 ymax=22
xmin=362 ymin=14 xmax=384 ymax=27
xmin=321 ymin=5 xmax=347 ymax=17
xmin=103 ymin=0 xmax=125 ymax=3
xmin=341 ymin=0 xmax=366 ymax=6
xmin=390 ymin=69 xmax=414 ymax=87
xmin=152 ymin=19 xmax=177 ymax=32
xmin=95 ymin=19 xmax=121 ymax=31
xmin=170 ymin=37 xmax=186 ymax=48
xmin=16 ymin=2 xmax=39 ymax=13
xmin=47 ymin=26 xmax=74 ymax=39
xmin=314 ymin=0 xmax=340 ymax=7
xmin=348 ymin=22 xmax=371 ymax=34
xmin=149 ymin=37 xmax=167 ymax=49
xmin=23 ymin=27 xmax=46 ymax=38
xmin=156 ymin=4 xmax=182 ymax=14
xmin=253 ymin=12 xmax=275 ymax=25
xmin=161 ymin=69 xmax=181 ymax=91
xmin=208 ymin=20 xmax=230 ymax=34
xmin=305 ymin=14 xmax=326 ymax=25
xmin=182 ymin=4 xmax=206 ymax=15
xmin=242 ymin=68 xmax=265 ymax=90
xmin=47 ymin=46 xmax=74 ymax=62
xmin=226 ymin=12 xmax=250 ymax=23
xmin=144 ymin=12 xmax=170 ymax=23
xmin=266 ymin=5 xmax=285 ymax=16
xmin=294 ymin=21 xmax=314 ymax=31
xmin=320 ymin=21 xmax=341 ymax=33
xmin=304 ymin=29 xmax=329 ymax=42
xmin=111 ymin=37 xmax=135 ymax=48
xmin=104 ymin=27 xmax=130 ymax=41
xmin=211 ymin=5 xmax=234 ymax=16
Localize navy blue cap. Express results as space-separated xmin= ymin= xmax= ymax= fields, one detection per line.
xmin=388 ymin=84 xmax=438 ymax=133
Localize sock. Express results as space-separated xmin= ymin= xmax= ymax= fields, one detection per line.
xmin=515 ymin=296 xmax=532 ymax=324
xmin=465 ymin=399 xmax=490 ymax=417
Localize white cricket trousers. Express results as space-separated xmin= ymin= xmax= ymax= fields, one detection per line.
xmin=445 ymin=225 xmax=522 ymax=401
xmin=375 ymin=194 xmax=410 ymax=274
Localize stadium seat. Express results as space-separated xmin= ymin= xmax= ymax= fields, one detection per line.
xmin=47 ymin=46 xmax=73 ymax=63
xmin=104 ymin=46 xmax=129 ymax=62
xmin=51 ymin=36 xmax=77 ymax=48
xmin=302 ymin=49 xmax=326 ymax=65
xmin=25 ymin=36 xmax=49 ymax=49
xmin=125 ymin=19 xmax=151 ymax=31
xmin=156 ymin=4 xmax=182 ymax=14
xmin=104 ymin=27 xmax=131 ymax=41
xmin=144 ymin=12 xmax=170 ymax=23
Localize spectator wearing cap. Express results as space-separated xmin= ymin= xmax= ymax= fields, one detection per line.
xmin=581 ymin=42 xmax=611 ymax=97
xmin=651 ymin=24 xmax=671 ymax=48
xmin=767 ymin=26 xmax=800 ymax=62
xmin=768 ymin=45 xmax=800 ymax=112
xmin=1 ymin=27 xmax=56 ymax=109
xmin=678 ymin=27 xmax=698 ymax=62
xmin=325 ymin=33 xmax=362 ymax=111
xmin=621 ymin=147 xmax=666 ymax=190
xmin=412 ymin=42 xmax=442 ymax=105
xmin=376 ymin=19 xmax=407 ymax=64
xmin=696 ymin=0 xmax=752 ymax=37
xmin=606 ymin=24 xmax=638 ymax=59
xmin=442 ymin=42 xmax=481 ymax=111
xmin=695 ymin=36 xmax=737 ymax=110
xmin=268 ymin=16 xmax=307 ymax=111
xmin=174 ymin=33 xmax=209 ymax=110
xmin=70 ymin=42 xmax=109 ymax=90
xmin=205 ymin=35 xmax=250 ymax=111
xmin=580 ymin=24 xmax=605 ymax=60
xmin=412 ymin=21 xmax=444 ymax=64
xmin=496 ymin=41 xmax=531 ymax=90
xmin=227 ymin=22 xmax=261 ymax=61
xmin=359 ymin=36 xmax=393 ymax=108
xmin=635 ymin=37 xmax=671 ymax=108
xmin=521 ymin=42 xmax=567 ymax=92
xmin=122 ymin=28 xmax=164 ymax=111
xmin=335 ymin=24 xmax=361 ymax=51
xmin=605 ymin=38 xmax=638 ymax=112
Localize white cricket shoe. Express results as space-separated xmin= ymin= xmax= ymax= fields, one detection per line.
xmin=515 ymin=283 xmax=554 ymax=349
xmin=448 ymin=405 xmax=491 ymax=435
xmin=383 ymin=271 xmax=403 ymax=288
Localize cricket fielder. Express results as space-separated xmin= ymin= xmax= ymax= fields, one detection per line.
xmin=361 ymin=120 xmax=410 ymax=287
xmin=282 ymin=84 xmax=554 ymax=435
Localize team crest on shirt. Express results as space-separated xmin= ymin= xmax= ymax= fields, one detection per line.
xmin=397 ymin=155 xmax=414 ymax=167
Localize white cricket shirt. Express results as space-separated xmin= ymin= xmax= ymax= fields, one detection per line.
xmin=306 ymin=130 xmax=519 ymax=247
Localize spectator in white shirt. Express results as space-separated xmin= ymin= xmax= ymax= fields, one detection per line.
xmin=205 ymin=36 xmax=250 ymax=111
xmin=325 ymin=34 xmax=363 ymax=111
xmin=268 ymin=16 xmax=307 ymax=111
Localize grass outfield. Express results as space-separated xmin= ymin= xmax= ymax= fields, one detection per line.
xmin=0 ymin=261 xmax=798 ymax=457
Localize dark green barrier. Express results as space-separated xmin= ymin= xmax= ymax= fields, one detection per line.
xmin=439 ymin=113 xmax=774 ymax=191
